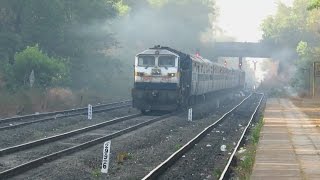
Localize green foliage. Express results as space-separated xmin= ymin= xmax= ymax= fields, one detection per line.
xmin=9 ymin=45 xmax=69 ymax=88
xmin=175 ymin=144 xmax=183 ymax=150
xmin=0 ymin=0 xmax=124 ymax=92
xmin=308 ymin=0 xmax=320 ymax=10
xmin=0 ymin=0 xmax=118 ymax=61
xmin=261 ymin=3 xmax=303 ymax=47
xmin=91 ymin=168 xmax=102 ymax=179
xmin=261 ymin=0 xmax=320 ymax=91
xmin=114 ymin=0 xmax=131 ymax=15
xmin=238 ymin=154 xmax=254 ymax=179
xmin=212 ymin=168 xmax=222 ymax=179
xmin=296 ymin=41 xmax=308 ymax=56
xmin=0 ymin=32 xmax=22 ymax=63
xmin=0 ymin=0 xmax=219 ymax=99
xmin=251 ymin=117 xmax=263 ymax=145
xmin=234 ymin=116 xmax=264 ymax=179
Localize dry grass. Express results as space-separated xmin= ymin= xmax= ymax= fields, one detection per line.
xmin=44 ymin=87 xmax=76 ymax=110
xmin=116 ymin=152 xmax=132 ymax=164
xmin=0 ymin=87 xmax=130 ymax=118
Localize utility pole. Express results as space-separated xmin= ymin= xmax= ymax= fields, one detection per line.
xmin=313 ymin=62 xmax=320 ymax=97
xmin=239 ymin=57 xmax=242 ymax=69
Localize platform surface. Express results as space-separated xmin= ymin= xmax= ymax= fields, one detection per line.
xmin=251 ymin=98 xmax=320 ymax=180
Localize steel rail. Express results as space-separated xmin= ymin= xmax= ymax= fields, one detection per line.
xmin=142 ymin=94 xmax=253 ymax=180
xmin=218 ymin=93 xmax=264 ymax=180
xmin=0 ymin=113 xmax=174 ymax=179
xmin=0 ymin=113 xmax=141 ymax=156
xmin=0 ymin=104 xmax=131 ymax=131
xmin=0 ymin=100 xmax=131 ymax=124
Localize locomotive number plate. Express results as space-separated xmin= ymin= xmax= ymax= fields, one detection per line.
xmin=142 ymin=76 xmax=152 ymax=81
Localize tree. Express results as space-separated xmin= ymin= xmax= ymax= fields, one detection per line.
xmin=10 ymin=45 xmax=69 ymax=88
xmin=261 ymin=0 xmax=320 ymax=91
xmin=0 ymin=0 xmax=118 ymax=61
xmin=308 ymin=0 xmax=320 ymax=10
xmin=0 ymin=0 xmax=122 ymax=91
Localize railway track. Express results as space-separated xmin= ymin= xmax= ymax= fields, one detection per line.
xmin=0 ymin=112 xmax=174 ymax=179
xmin=0 ymin=100 xmax=131 ymax=130
xmin=142 ymin=93 xmax=264 ymax=179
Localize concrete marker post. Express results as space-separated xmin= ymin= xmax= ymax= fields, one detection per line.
xmin=101 ymin=141 xmax=111 ymax=174
xmin=88 ymin=104 xmax=92 ymax=120
xmin=188 ymin=108 xmax=192 ymax=121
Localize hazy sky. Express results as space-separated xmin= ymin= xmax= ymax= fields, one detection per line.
xmin=215 ymin=0 xmax=294 ymax=83
xmin=216 ymin=0 xmax=294 ymax=42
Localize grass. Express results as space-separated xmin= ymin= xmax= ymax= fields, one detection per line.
xmin=175 ymin=144 xmax=183 ymax=150
xmin=234 ymin=115 xmax=264 ymax=180
xmin=213 ymin=168 xmax=222 ymax=179
xmin=237 ymin=148 xmax=255 ymax=179
xmin=91 ymin=168 xmax=102 ymax=179
xmin=251 ymin=117 xmax=264 ymax=145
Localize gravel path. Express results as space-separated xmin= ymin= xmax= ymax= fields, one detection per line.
xmin=8 ymin=92 xmax=246 ymax=180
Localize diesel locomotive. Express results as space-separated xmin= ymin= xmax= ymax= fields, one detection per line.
xmin=132 ymin=46 xmax=245 ymax=113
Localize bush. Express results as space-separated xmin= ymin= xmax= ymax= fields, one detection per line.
xmin=9 ymin=44 xmax=69 ymax=88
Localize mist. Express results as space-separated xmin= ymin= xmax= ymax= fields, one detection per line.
xmin=108 ymin=1 xmax=220 ymax=61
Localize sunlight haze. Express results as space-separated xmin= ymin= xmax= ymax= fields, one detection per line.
xmin=215 ymin=0 xmax=294 ymax=83
xmin=216 ymin=0 xmax=294 ymax=42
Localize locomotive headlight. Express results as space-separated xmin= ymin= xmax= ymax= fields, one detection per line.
xmin=168 ymin=73 xmax=176 ymax=77
xmin=136 ymin=72 xmax=144 ymax=76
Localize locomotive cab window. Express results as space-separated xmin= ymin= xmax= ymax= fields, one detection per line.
xmin=138 ymin=56 xmax=155 ymax=66
xmin=158 ymin=56 xmax=176 ymax=67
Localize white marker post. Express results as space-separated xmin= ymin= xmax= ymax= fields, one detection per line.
xmin=188 ymin=108 xmax=192 ymax=121
xmin=101 ymin=141 xmax=111 ymax=174
xmin=88 ymin=104 xmax=92 ymax=120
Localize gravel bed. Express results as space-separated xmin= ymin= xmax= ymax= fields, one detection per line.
xmin=8 ymin=91 xmax=246 ymax=180
xmin=159 ymin=94 xmax=262 ymax=180
xmin=0 ymin=116 xmax=153 ymax=172
xmin=0 ymin=107 xmax=138 ymax=149
xmin=0 ymin=103 xmax=130 ymax=127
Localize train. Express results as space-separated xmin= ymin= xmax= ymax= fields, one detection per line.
xmin=132 ymin=45 xmax=245 ymax=113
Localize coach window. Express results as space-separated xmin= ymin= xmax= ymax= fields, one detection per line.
xmin=138 ymin=56 xmax=155 ymax=67
xmin=158 ymin=56 xmax=176 ymax=67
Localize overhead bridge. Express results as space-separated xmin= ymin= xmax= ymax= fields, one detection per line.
xmin=212 ymin=42 xmax=291 ymax=58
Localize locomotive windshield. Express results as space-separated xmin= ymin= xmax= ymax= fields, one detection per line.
xmin=158 ymin=56 xmax=176 ymax=67
xmin=138 ymin=56 xmax=155 ymax=66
